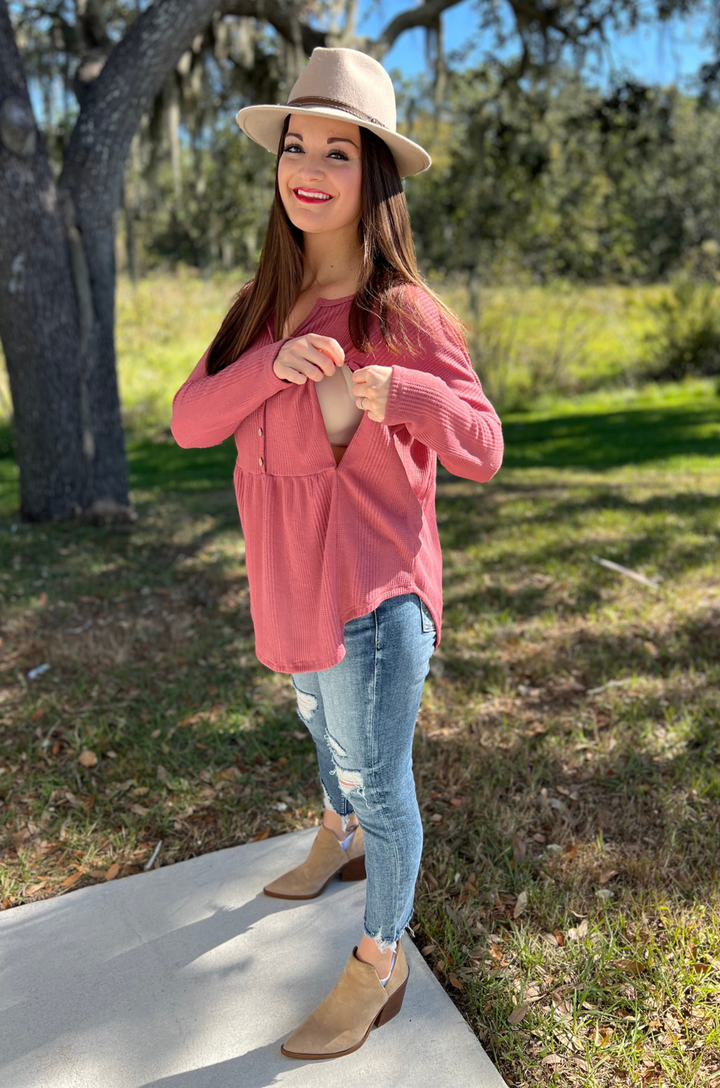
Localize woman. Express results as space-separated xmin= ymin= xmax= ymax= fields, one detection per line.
xmin=171 ymin=46 xmax=503 ymax=1060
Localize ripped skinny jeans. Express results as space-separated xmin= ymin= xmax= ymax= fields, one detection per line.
xmin=291 ymin=591 xmax=437 ymax=954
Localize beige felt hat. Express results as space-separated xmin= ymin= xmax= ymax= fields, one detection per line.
xmin=236 ymin=46 xmax=432 ymax=179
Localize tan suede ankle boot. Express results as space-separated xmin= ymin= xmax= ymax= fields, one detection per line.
xmin=281 ymin=939 xmax=410 ymax=1060
xmin=263 ymin=823 xmax=365 ymax=900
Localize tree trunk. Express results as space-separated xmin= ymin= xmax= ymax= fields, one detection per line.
xmin=62 ymin=192 xmax=130 ymax=511
xmin=122 ymin=175 xmax=140 ymax=284
xmin=0 ymin=0 xmax=241 ymax=520
xmin=56 ymin=0 xmax=273 ymax=519
xmin=0 ymin=3 xmax=89 ymax=520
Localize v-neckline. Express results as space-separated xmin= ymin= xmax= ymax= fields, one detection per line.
xmin=269 ymin=293 xmax=362 ymax=472
xmin=308 ymin=362 xmax=365 ymax=471
xmin=272 ymin=293 xmax=355 ymax=340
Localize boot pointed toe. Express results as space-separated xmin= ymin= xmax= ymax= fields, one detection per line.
xmin=281 ymin=941 xmax=409 ymax=1060
xmin=263 ymin=823 xmax=365 ymax=900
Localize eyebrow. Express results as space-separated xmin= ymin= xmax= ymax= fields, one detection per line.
xmin=285 ymin=132 xmax=359 ymax=149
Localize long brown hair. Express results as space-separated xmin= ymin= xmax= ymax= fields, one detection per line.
xmin=205 ymin=113 xmax=468 ymax=375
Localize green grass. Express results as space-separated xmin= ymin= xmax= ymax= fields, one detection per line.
xmin=434 ymin=276 xmax=718 ymax=407
xmin=1 ymin=274 xmax=720 ymax=1086
xmin=504 ymin=379 xmax=720 ymax=472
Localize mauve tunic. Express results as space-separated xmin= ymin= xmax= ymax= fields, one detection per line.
xmin=171 ymin=285 xmax=504 ymax=673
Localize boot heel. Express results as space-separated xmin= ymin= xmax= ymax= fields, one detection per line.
xmin=374 ymin=971 xmax=409 ymax=1028
xmin=340 ymin=854 xmax=366 ymax=882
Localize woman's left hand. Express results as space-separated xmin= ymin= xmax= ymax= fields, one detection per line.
xmin=351 ymin=365 xmax=394 ymax=423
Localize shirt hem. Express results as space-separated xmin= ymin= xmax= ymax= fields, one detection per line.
xmin=255 ymin=583 xmax=440 ymax=674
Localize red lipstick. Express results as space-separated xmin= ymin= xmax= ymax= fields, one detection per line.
xmin=293 ymin=188 xmax=333 ymax=204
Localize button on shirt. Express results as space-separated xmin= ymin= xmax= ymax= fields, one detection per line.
xmin=171 ymin=285 xmax=504 ymax=673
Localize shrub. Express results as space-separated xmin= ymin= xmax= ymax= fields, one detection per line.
xmin=644 ymin=278 xmax=720 ymax=380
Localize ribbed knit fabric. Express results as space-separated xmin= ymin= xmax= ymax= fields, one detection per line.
xmin=171 ymin=284 xmax=504 ymax=673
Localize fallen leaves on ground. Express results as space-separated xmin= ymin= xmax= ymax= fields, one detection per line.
xmin=513 ymin=889 xmax=528 ymax=918
xmin=595 ymin=1025 xmax=614 ymax=1048
xmin=509 ymin=1001 xmax=531 ymax=1026
xmin=60 ymin=869 xmax=84 ymax=887
xmin=512 ymin=834 xmax=527 ymax=863
xmin=613 ymin=958 xmax=646 ymax=976
xmin=599 ymin=868 xmax=619 ymax=884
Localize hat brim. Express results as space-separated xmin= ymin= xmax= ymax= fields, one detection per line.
xmin=235 ymin=104 xmax=431 ymax=178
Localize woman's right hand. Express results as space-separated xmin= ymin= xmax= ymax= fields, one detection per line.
xmin=273 ymin=334 xmax=345 ymax=384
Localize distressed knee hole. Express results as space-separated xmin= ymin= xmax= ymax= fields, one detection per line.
xmin=324 ymin=729 xmax=365 ymax=798
xmin=294 ymin=687 xmax=317 ymax=724
xmin=324 ymin=729 xmax=347 ymax=759
xmin=336 ymin=769 xmax=365 ymax=798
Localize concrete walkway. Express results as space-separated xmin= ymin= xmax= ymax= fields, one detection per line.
xmin=0 ymin=826 xmax=507 ymax=1088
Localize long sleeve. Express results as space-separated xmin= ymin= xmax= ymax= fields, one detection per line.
xmin=377 ymin=287 xmax=504 ymax=483
xmin=171 ymin=336 xmax=294 ymax=448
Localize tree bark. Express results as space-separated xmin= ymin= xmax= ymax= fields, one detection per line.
xmin=57 ymin=0 xmax=249 ymax=517
xmin=1 ymin=0 xmax=241 ymax=519
xmin=0 ymin=2 xmax=88 ymax=520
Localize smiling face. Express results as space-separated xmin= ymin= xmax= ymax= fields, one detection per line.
xmin=277 ymin=112 xmax=363 ymax=236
